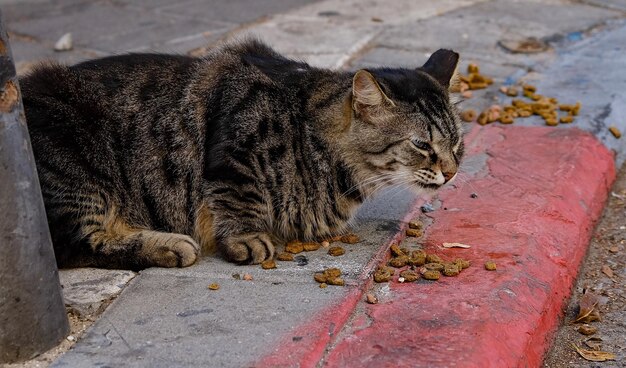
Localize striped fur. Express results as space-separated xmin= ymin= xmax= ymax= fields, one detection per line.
xmin=20 ymin=40 xmax=463 ymax=269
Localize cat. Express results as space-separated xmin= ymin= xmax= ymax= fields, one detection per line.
xmin=20 ymin=39 xmax=464 ymax=270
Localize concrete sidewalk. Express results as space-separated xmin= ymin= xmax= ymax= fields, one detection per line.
xmin=3 ymin=0 xmax=626 ymax=367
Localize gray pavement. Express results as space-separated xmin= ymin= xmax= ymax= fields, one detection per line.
xmin=3 ymin=0 xmax=626 ymax=366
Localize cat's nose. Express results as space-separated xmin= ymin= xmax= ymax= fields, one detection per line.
xmin=443 ymin=171 xmax=456 ymax=183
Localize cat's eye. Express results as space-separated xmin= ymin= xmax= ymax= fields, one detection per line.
xmin=412 ymin=140 xmax=431 ymax=152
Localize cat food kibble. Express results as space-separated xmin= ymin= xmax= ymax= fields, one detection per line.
xmin=285 ymin=241 xmax=304 ymax=254
xmin=303 ymin=242 xmax=321 ymax=251
xmin=484 ymin=260 xmax=497 ymax=271
xmin=261 ymin=259 xmax=277 ymax=269
xmin=373 ymin=266 xmax=394 ymax=283
xmin=388 ymin=255 xmax=409 ymax=268
xmin=460 ymin=109 xmax=477 ymax=122
xmin=409 ymin=250 xmax=427 ymax=266
xmin=208 ymin=283 xmax=220 ymax=290
xmin=319 ymin=283 xmax=328 ymax=289
xmin=314 ymin=267 xmax=344 ymax=286
xmin=390 ymin=243 xmax=407 ymax=257
xmin=340 ymin=234 xmax=360 ymax=244
xmin=277 ymin=252 xmax=294 ymax=261
xmin=560 ymin=116 xmax=574 ymax=124
xmin=467 ymin=63 xmax=479 ymax=74
xmin=422 ymin=270 xmax=441 ymax=280
xmin=426 ymin=254 xmax=443 ymax=264
xmin=442 ymin=264 xmax=460 ymax=277
xmin=455 ymin=258 xmax=471 ymax=269
xmin=408 ymin=220 xmax=424 ymax=230
xmin=609 ymin=126 xmax=621 ymax=138
xmin=406 ymin=228 xmax=423 ymax=237
xmin=424 ymin=262 xmax=444 ymax=272
xmin=328 ymin=246 xmax=345 ymax=256
xmin=243 ymin=274 xmax=253 ymax=281
xmin=399 ymin=269 xmax=420 ymax=282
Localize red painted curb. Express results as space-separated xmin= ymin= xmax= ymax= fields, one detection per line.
xmin=257 ymin=126 xmax=615 ymax=368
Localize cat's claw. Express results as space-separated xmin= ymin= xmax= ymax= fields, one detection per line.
xmin=223 ymin=233 xmax=275 ymax=264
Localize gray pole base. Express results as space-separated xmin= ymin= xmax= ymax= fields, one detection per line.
xmin=0 ymin=10 xmax=70 ymax=363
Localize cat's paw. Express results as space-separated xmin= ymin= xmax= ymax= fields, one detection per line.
xmin=223 ymin=233 xmax=275 ymax=264
xmin=139 ymin=232 xmax=200 ymax=268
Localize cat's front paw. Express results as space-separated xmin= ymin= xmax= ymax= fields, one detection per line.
xmin=223 ymin=233 xmax=275 ymax=264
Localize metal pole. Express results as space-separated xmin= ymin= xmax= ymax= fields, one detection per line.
xmin=0 ymin=10 xmax=69 ymax=363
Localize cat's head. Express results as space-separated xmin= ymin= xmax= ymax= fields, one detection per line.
xmin=345 ymin=49 xmax=464 ymax=195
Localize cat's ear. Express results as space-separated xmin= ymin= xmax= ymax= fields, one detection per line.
xmin=420 ymin=49 xmax=460 ymax=90
xmin=352 ymin=70 xmax=394 ymax=116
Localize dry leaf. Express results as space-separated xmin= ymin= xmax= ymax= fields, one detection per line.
xmin=442 ymin=242 xmax=471 ymax=249
xmin=574 ymin=291 xmax=600 ymax=323
xmin=601 ymin=265 xmax=614 ymax=278
xmin=608 ymin=246 xmax=618 ymax=253
xmin=572 ymin=344 xmax=615 ymax=362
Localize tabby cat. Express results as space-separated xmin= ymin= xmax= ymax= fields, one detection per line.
xmin=20 ymin=39 xmax=464 ymax=270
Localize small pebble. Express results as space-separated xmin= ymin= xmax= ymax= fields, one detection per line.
xmin=421 ymin=203 xmax=434 ymax=213
xmin=470 ymin=193 xmax=478 ymax=198
xmin=66 ymin=335 xmax=75 ymax=342
xmin=398 ymin=277 xmax=405 ymax=283
xmin=294 ymin=255 xmax=308 ymax=266
xmin=54 ymin=32 xmax=73 ymax=51
xmin=366 ymin=293 xmax=378 ymax=304
xmin=321 ymin=240 xmax=330 ymax=248
xmin=319 ymin=283 xmax=328 ymax=289
xmin=242 ymin=274 xmax=253 ymax=281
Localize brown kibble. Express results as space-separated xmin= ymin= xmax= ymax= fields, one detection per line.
xmin=406 ymin=228 xmax=422 ymax=237
xmin=388 ymin=255 xmax=409 ymax=268
xmin=560 ymin=116 xmax=574 ymax=124
xmin=572 ymin=102 xmax=581 ymax=116
xmin=518 ymin=109 xmax=532 ymax=118
xmin=559 ymin=104 xmax=573 ymax=111
xmin=366 ymin=293 xmax=378 ymax=304
xmin=498 ymin=114 xmax=514 ymax=124
xmin=314 ymin=272 xmax=327 ymax=283
xmin=326 ymin=277 xmax=345 ymax=286
xmin=424 ymin=262 xmax=444 ymax=272
xmin=285 ymin=241 xmax=304 ymax=254
xmin=467 ymin=63 xmax=479 ymax=74
xmin=408 ymin=220 xmax=423 ymax=230
xmin=328 ymin=246 xmax=345 ymax=256
xmin=443 ymin=265 xmax=460 ymax=277
xmin=208 ymin=283 xmax=220 ymax=290
xmin=261 ymin=259 xmax=277 ymax=269
xmin=408 ymin=251 xmax=427 ymax=266
xmin=523 ymin=84 xmax=536 ymax=93
xmin=324 ymin=267 xmax=342 ymax=279
xmin=454 ymin=258 xmax=471 ymax=269
xmin=374 ymin=271 xmax=392 ymax=283
xmin=425 ymin=254 xmax=443 ymax=264
xmin=319 ymin=283 xmax=328 ymax=289
xmin=390 ymin=244 xmax=406 ymax=257
xmin=303 ymin=242 xmax=321 ymax=251
xmin=277 ymin=252 xmax=294 ymax=261
xmin=477 ymin=111 xmax=489 ymax=125
xmin=484 ymin=260 xmax=497 ymax=271
xmin=545 ymin=118 xmax=558 ymax=126
xmin=530 ymin=94 xmax=542 ymax=101
xmin=422 ymin=270 xmax=441 ymax=280
xmin=577 ymin=324 xmax=598 ymax=336
xmin=460 ymin=109 xmax=477 ymax=122
xmin=609 ymin=126 xmax=621 ymax=138
xmin=242 ymin=274 xmax=253 ymax=281
xmin=340 ymin=233 xmax=360 ymax=244
xmin=468 ymin=81 xmax=487 ymax=90
xmin=399 ymin=270 xmax=420 ymax=282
